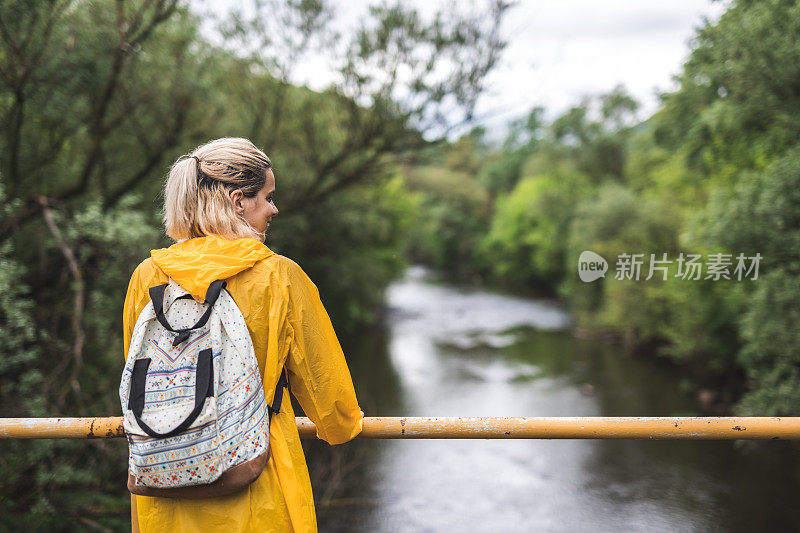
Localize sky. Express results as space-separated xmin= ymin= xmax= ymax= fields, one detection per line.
xmin=472 ymin=0 xmax=728 ymax=133
xmin=200 ymin=0 xmax=729 ymax=140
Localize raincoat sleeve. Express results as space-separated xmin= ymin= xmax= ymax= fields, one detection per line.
xmin=282 ymin=260 xmax=363 ymax=445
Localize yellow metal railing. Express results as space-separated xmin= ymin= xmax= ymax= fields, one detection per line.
xmin=1 ymin=416 xmax=799 ymax=440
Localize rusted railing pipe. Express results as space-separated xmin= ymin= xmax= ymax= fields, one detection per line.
xmin=1 ymin=416 xmax=800 ymax=440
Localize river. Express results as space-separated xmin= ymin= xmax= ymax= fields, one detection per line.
xmin=314 ymin=265 xmax=800 ymax=532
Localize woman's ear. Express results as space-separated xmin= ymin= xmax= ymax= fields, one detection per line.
xmin=229 ymin=189 xmax=245 ymax=215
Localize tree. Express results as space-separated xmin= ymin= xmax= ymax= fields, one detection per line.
xmin=701 ymin=147 xmax=800 ymax=415
xmin=479 ymin=171 xmax=590 ymax=292
xmin=213 ymin=0 xmax=509 ymax=326
xmin=562 ymin=183 xmax=679 ymax=342
xmin=655 ymin=0 xmax=800 ymax=184
xmin=0 ymin=0 xmax=510 ymax=526
xmin=216 ymin=0 xmax=509 ymax=213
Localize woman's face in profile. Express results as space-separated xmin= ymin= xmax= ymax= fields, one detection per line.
xmin=235 ymin=168 xmax=278 ymax=238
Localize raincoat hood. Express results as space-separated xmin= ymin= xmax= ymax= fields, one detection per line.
xmin=150 ymin=235 xmax=275 ymax=301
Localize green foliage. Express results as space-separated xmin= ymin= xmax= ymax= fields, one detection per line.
xmin=699 ymin=148 xmax=800 ymax=414
xmin=734 ymin=269 xmax=800 ymax=416
xmin=394 ymin=0 xmax=800 ymax=419
xmin=561 ymin=183 xmax=679 ymax=339
xmin=0 ymin=182 xmax=140 ymax=529
xmin=655 ymin=277 xmax=745 ymax=378
xmin=476 ymin=150 xmax=528 ymax=196
xmin=545 ymin=86 xmax=640 ymax=182
xmin=0 ymin=0 xmax=508 ymax=526
xmin=476 ymin=107 xmax=545 ymax=198
xmin=402 ymin=164 xmax=490 ymax=280
xmin=479 ymin=171 xmax=590 ymax=292
xmin=655 ymin=0 xmax=800 ymax=181
xmin=624 ymin=124 xmax=703 ymax=210
xmin=281 ymin=175 xmax=417 ymax=333
xmin=0 ymin=246 xmax=42 ymax=416
xmin=393 ymin=0 xmax=800 ymax=419
xmin=444 ymin=129 xmax=487 ymax=176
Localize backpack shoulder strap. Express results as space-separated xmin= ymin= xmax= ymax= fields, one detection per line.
xmin=268 ymin=367 xmax=290 ymax=419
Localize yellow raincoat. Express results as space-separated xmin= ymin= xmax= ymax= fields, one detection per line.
xmin=122 ymin=235 xmax=363 ymax=532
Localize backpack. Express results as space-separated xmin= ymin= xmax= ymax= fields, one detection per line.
xmin=119 ymin=277 xmax=288 ymax=499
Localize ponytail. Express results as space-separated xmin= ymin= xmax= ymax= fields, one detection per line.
xmin=163 ymin=156 xmax=201 ymax=241
xmin=162 ymin=138 xmax=271 ymax=241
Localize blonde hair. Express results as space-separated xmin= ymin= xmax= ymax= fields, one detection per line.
xmin=163 ymin=137 xmax=271 ymax=241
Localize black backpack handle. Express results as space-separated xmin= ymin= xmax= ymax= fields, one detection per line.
xmin=128 ymin=349 xmax=214 ymax=439
xmin=149 ymin=280 xmax=226 ymax=346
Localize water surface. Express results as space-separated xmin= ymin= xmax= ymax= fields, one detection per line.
xmin=314 ymin=266 xmax=800 ymax=532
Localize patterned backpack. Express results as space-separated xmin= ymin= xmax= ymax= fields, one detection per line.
xmin=119 ymin=278 xmax=288 ymax=498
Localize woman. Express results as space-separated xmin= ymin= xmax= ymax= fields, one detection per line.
xmin=122 ymin=137 xmax=364 ymax=532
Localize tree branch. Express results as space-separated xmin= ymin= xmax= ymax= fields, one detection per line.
xmin=37 ymin=196 xmax=85 ymax=408
xmin=103 ymin=94 xmax=190 ymax=208
xmin=59 ymin=0 xmax=178 ymax=202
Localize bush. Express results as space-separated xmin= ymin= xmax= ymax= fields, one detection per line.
xmin=697 ymin=147 xmax=800 ymax=414
xmin=561 ymin=183 xmax=679 ymax=342
xmin=479 ymin=171 xmax=590 ymax=292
